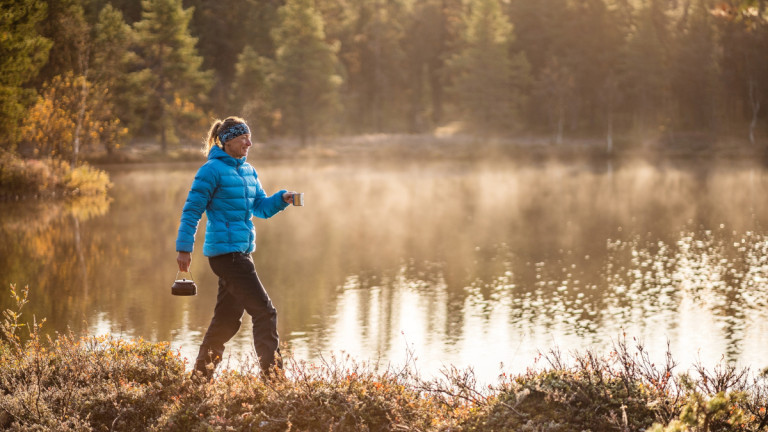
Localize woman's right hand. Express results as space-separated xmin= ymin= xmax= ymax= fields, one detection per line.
xmin=177 ymin=251 xmax=192 ymax=272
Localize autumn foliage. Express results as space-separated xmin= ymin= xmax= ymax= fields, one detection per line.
xmin=20 ymin=73 xmax=127 ymax=160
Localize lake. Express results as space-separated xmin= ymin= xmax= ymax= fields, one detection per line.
xmin=2 ymin=156 xmax=768 ymax=383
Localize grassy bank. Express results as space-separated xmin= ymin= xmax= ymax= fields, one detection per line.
xmin=2 ymin=286 xmax=768 ymax=431
xmin=0 ymin=151 xmax=111 ymax=200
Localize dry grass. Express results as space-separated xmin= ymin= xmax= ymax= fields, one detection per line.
xmin=2 ymin=285 xmax=768 ymax=431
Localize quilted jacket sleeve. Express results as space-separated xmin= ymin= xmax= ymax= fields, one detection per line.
xmin=175 ymin=163 xmax=218 ymax=252
xmin=252 ymin=177 xmax=290 ymax=219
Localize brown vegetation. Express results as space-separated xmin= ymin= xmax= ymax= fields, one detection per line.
xmin=2 ymin=285 xmax=768 ymax=431
xmin=0 ymin=151 xmax=111 ymax=200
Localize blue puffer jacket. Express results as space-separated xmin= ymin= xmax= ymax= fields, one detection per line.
xmin=176 ymin=145 xmax=289 ymax=257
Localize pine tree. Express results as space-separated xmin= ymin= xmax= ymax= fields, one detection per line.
xmin=91 ymin=5 xmax=133 ymax=89
xmin=404 ymin=0 xmax=457 ymax=132
xmin=0 ymin=0 xmax=52 ymax=151
xmin=132 ymin=0 xmax=212 ymax=151
xmin=188 ymin=0 xmax=280 ymax=113
xmin=232 ymin=45 xmax=274 ymax=137
xmin=334 ymin=0 xmax=409 ymax=132
xmin=535 ymin=56 xmax=574 ymax=144
xmin=562 ymin=0 xmax=623 ymax=134
xmin=269 ymin=0 xmax=342 ymax=145
xmin=745 ymin=6 xmax=768 ymax=144
xmin=447 ymin=0 xmax=530 ymax=132
xmin=671 ymin=0 xmax=718 ymax=131
xmin=621 ymin=0 xmax=672 ymax=134
xmin=90 ymin=4 xmax=134 ymax=154
xmin=508 ymin=0 xmax=569 ymax=75
xmin=35 ymin=0 xmax=89 ymax=87
xmin=106 ymin=0 xmax=142 ymax=24
xmin=507 ymin=0 xmax=569 ymax=131
xmin=719 ymin=1 xmax=768 ymax=144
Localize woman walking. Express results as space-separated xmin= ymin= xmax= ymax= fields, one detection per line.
xmin=175 ymin=116 xmax=297 ymax=379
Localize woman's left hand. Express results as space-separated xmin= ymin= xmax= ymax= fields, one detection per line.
xmin=282 ymin=191 xmax=298 ymax=203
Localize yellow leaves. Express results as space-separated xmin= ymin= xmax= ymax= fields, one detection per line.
xmin=20 ymin=72 xmax=126 ymax=159
xmin=22 ymin=75 xmax=78 ymax=157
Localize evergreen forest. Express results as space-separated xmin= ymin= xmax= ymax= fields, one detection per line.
xmin=2 ymin=0 xmax=768 ymax=159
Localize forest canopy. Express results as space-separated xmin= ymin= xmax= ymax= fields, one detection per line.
xmin=1 ymin=0 xmax=767 ymax=156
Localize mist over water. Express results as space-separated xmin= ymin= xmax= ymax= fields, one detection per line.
xmin=2 ymin=157 xmax=768 ymax=382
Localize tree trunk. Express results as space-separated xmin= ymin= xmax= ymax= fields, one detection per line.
xmin=372 ymin=0 xmax=383 ymax=131
xmin=555 ymin=98 xmax=564 ymax=145
xmin=429 ymin=61 xmax=443 ymax=126
xmin=749 ymin=79 xmax=760 ymax=145
xmin=72 ymin=44 xmax=90 ymax=166
xmin=408 ymin=64 xmax=424 ymax=133
xmin=158 ymin=43 xmax=168 ymax=153
xmin=602 ymin=73 xmax=618 ymax=154
xmin=72 ymin=75 xmax=88 ymax=166
xmin=606 ymin=114 xmax=614 ymax=154
xmin=161 ymin=123 xmax=167 ymax=153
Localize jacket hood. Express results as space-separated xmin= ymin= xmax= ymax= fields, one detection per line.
xmin=209 ymin=144 xmax=245 ymax=167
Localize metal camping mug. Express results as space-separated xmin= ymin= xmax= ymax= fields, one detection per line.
xmin=171 ymin=270 xmax=197 ymax=296
xmin=292 ymin=192 xmax=304 ymax=206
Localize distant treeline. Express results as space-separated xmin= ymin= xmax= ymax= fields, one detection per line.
xmin=2 ymin=0 xmax=767 ymax=160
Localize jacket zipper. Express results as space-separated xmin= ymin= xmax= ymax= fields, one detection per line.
xmin=238 ymin=166 xmax=248 ymax=220
xmin=238 ymin=166 xmax=254 ymax=247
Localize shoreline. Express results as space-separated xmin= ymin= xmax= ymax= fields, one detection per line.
xmin=1 ymin=322 xmax=765 ymax=430
xmin=85 ymin=132 xmax=768 ymax=166
xmin=4 ymin=132 xmax=765 ymax=201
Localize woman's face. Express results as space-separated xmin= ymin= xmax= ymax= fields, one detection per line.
xmin=223 ymin=133 xmax=252 ymax=159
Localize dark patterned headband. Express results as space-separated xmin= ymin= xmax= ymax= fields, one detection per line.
xmin=218 ymin=123 xmax=250 ymax=144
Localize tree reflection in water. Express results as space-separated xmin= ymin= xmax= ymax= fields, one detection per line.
xmin=2 ymin=159 xmax=768 ymax=382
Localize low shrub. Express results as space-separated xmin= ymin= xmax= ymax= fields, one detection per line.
xmin=0 ymin=286 xmax=187 ymax=431
xmin=156 ymin=354 xmax=451 ymax=432
xmin=63 ymin=164 xmax=112 ymax=196
xmin=0 ymin=151 xmax=110 ymax=199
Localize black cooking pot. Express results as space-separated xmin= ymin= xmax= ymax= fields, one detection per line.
xmin=172 ymin=271 xmax=197 ymax=296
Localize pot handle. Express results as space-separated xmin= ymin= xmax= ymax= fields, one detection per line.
xmin=175 ymin=270 xmax=194 ymax=281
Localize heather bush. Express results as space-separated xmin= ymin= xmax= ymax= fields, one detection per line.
xmin=444 ymin=344 xmax=768 ymax=432
xmin=0 ymin=151 xmax=111 ymax=199
xmin=0 ymin=286 xmax=188 ymax=431
xmin=156 ymin=354 xmax=451 ymax=431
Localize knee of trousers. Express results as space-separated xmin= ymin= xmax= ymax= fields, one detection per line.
xmin=251 ymin=310 xmax=277 ymax=328
xmin=249 ymin=300 xmax=277 ymax=320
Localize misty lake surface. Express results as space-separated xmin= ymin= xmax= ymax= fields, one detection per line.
xmin=3 ymin=156 xmax=768 ymax=382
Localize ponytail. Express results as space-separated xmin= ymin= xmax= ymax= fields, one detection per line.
xmin=203 ymin=120 xmax=224 ymax=155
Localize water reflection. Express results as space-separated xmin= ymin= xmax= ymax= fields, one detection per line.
xmin=1 ymin=159 xmax=768 ymax=382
